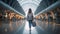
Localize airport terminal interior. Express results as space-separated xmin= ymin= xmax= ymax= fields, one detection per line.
xmin=0 ymin=0 xmax=60 ymax=34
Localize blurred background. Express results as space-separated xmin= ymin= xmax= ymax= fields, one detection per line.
xmin=0 ymin=0 xmax=60 ymax=34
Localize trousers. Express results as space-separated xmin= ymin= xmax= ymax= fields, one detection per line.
xmin=28 ymin=20 xmax=32 ymax=28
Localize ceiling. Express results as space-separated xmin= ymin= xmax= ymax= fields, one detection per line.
xmin=0 ymin=0 xmax=58 ymax=17
xmin=17 ymin=0 xmax=42 ymax=16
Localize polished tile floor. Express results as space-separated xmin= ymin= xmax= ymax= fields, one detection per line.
xmin=0 ymin=19 xmax=60 ymax=34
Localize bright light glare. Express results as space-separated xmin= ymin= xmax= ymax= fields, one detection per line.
xmin=17 ymin=0 xmax=42 ymax=17
xmin=22 ymin=4 xmax=37 ymax=17
xmin=25 ymin=21 xmax=35 ymax=31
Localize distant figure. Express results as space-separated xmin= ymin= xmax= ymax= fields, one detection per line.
xmin=27 ymin=8 xmax=33 ymax=31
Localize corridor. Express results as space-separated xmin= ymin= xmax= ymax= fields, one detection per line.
xmin=0 ymin=0 xmax=60 ymax=34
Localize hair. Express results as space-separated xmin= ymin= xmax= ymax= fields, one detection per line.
xmin=28 ymin=8 xmax=32 ymax=14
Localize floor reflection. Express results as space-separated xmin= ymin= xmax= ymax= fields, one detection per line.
xmin=29 ymin=30 xmax=31 ymax=34
xmin=23 ymin=21 xmax=38 ymax=34
xmin=0 ymin=19 xmax=60 ymax=34
xmin=0 ymin=19 xmax=25 ymax=33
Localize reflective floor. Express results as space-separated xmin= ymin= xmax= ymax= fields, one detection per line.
xmin=0 ymin=0 xmax=60 ymax=34
xmin=0 ymin=19 xmax=60 ymax=34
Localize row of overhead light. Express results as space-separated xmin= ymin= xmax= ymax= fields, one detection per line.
xmin=17 ymin=0 xmax=42 ymax=16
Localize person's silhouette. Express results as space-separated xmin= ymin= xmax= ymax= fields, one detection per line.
xmin=27 ymin=8 xmax=33 ymax=31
